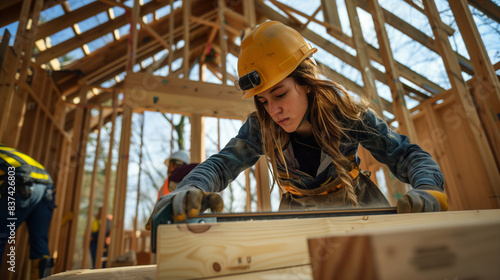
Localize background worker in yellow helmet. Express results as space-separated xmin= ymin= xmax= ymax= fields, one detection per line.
xmin=147 ymin=21 xmax=448 ymax=225
xmin=0 ymin=144 xmax=55 ymax=279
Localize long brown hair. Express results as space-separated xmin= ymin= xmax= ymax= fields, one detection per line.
xmin=254 ymin=58 xmax=368 ymax=207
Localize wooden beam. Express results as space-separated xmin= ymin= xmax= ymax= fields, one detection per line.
xmin=468 ymin=0 xmax=500 ymax=23
xmin=81 ymin=107 xmax=104 ymax=269
xmin=124 ymin=73 xmax=253 ymax=119
xmin=108 ymin=104 xmax=132 ymax=261
xmin=321 ymin=0 xmax=342 ymax=31
xmin=368 ymin=0 xmax=418 ymax=142
xmin=422 ymin=0 xmax=500 ymax=199
xmin=36 ymin=0 xmax=166 ymax=64
xmin=94 ymin=91 xmax=118 ymax=269
xmin=345 ymin=0 xmax=384 ymax=115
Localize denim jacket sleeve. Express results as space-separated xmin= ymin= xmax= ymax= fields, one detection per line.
xmin=349 ymin=109 xmax=444 ymax=190
xmin=175 ymin=113 xmax=263 ymax=193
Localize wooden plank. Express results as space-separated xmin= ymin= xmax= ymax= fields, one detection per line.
xmin=157 ymin=210 xmax=500 ymax=279
xmin=422 ymin=0 xmax=500 ymax=199
xmin=46 ymin=265 xmax=157 ymax=280
xmin=308 ymin=219 xmax=500 ymax=280
xmin=449 ymin=0 xmax=500 ymax=170
xmin=367 ymin=0 xmax=417 ymax=142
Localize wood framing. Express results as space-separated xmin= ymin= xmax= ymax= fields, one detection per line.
xmin=422 ymin=0 xmax=500 ymax=199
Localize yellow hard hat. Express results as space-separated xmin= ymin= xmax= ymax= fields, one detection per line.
xmin=235 ymin=21 xmax=317 ymax=99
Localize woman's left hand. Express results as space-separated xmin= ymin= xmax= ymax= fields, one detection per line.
xmin=397 ymin=187 xmax=448 ymax=213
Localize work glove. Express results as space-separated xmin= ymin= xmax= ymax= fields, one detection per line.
xmin=397 ymin=185 xmax=448 ymax=214
xmin=145 ymin=186 xmax=223 ymax=230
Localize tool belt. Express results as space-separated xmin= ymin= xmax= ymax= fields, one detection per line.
xmin=278 ymin=171 xmax=390 ymax=211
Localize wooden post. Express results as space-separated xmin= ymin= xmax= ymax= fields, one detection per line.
xmin=48 ymin=136 xmax=72 ymax=270
xmin=183 ymin=0 xmax=190 ymax=79
xmin=95 ymin=91 xmax=119 ymax=269
xmin=108 ymin=104 xmax=133 ymax=261
xmin=218 ymin=0 xmax=227 ymax=84
xmin=367 ymin=0 xmax=418 ymax=142
xmin=168 ymin=0 xmax=174 ymax=76
xmin=82 ymin=107 xmax=104 ymax=269
xmin=190 ymin=113 xmax=205 ymax=163
xmin=56 ymin=85 xmax=91 ymax=271
xmin=243 ymin=0 xmax=256 ymax=28
xmin=255 ymin=156 xmax=271 ymax=211
xmin=133 ymin=113 xmax=145 ymax=252
xmin=422 ymin=0 xmax=500 ymax=199
xmin=321 ymin=0 xmax=342 ymax=33
xmin=448 ymin=0 xmax=500 ymax=168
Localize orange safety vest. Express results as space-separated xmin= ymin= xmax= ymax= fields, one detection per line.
xmin=156 ymin=178 xmax=170 ymax=202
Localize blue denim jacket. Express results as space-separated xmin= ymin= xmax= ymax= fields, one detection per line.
xmin=176 ymin=109 xmax=444 ymax=195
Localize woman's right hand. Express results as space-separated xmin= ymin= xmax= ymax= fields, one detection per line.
xmin=145 ymin=186 xmax=223 ymax=230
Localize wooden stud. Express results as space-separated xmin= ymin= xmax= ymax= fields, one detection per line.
xmin=218 ymin=0 xmax=228 ymax=84
xmin=81 ymin=107 xmax=104 ymax=268
xmin=108 ymin=104 xmax=132 ymax=261
xmin=95 ymin=90 xmax=119 ymax=269
xmin=254 ymin=156 xmax=271 ymax=212
xmin=367 ymin=0 xmax=418 ymax=142
xmin=464 ymin=0 xmax=500 ymax=24
xmin=321 ymin=0 xmax=342 ymax=31
xmin=183 ymin=0 xmax=190 ymax=79
xmin=190 ymin=113 xmax=205 ymax=163
xmin=243 ymin=0 xmax=256 ymax=28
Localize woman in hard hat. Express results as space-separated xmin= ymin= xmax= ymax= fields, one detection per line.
xmin=148 ymin=21 xmax=447 ymax=223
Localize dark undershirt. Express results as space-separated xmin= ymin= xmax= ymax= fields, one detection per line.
xmin=290 ymin=133 xmax=321 ymax=178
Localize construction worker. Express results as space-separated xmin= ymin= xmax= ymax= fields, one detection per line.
xmin=90 ymin=206 xmax=112 ymax=268
xmin=147 ymin=21 xmax=447 ymax=225
xmin=156 ymin=150 xmax=198 ymax=200
xmin=0 ymin=144 xmax=55 ymax=279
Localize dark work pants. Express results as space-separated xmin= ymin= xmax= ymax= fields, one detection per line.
xmin=0 ymin=184 xmax=55 ymax=263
